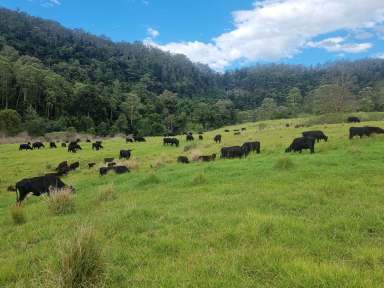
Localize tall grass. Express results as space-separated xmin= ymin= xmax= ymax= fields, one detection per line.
xmin=10 ymin=205 xmax=26 ymax=225
xmin=46 ymin=188 xmax=75 ymax=215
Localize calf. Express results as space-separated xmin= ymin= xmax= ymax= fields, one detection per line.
xmin=242 ymin=141 xmax=261 ymax=156
xmin=177 ymin=156 xmax=189 ymax=164
xmin=119 ymin=150 xmax=132 ymax=160
xmin=15 ymin=175 xmax=73 ymax=204
xmin=186 ymin=134 xmax=194 ymax=141
xmin=50 ymin=142 xmax=57 ymax=149
xmin=68 ymin=142 xmax=82 ymax=153
xmin=349 ymin=126 xmax=384 ymax=139
xmin=88 ymin=163 xmax=96 ymax=169
xmin=69 ymin=162 xmax=80 ymax=171
xmin=302 ymin=130 xmax=328 ymax=142
xmin=92 ymin=142 xmax=104 ymax=150
xmin=19 ymin=143 xmax=32 ymax=151
xmin=99 ymin=167 xmax=111 ymax=176
xmin=214 ymin=134 xmax=222 ymax=144
xmin=286 ymin=137 xmax=315 ymax=154
xmin=198 ymin=154 xmax=216 ymax=162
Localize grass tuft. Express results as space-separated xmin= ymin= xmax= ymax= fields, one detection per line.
xmin=10 ymin=205 xmax=26 ymax=225
xmin=49 ymin=225 xmax=105 ymax=288
xmin=46 ymin=188 xmax=75 ymax=216
xmin=98 ymin=184 xmax=116 ymax=202
xmin=274 ymin=157 xmax=294 ymax=170
xmin=191 ymin=172 xmax=207 ymax=185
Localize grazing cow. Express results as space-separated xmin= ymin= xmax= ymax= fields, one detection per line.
xmin=108 ymin=162 xmax=116 ymax=168
xmin=199 ymin=135 xmax=203 ymax=140
xmin=242 ymin=141 xmax=261 ymax=156
xmin=347 ymin=116 xmax=361 ymax=123
xmin=88 ymin=163 xmax=96 ymax=169
xmin=92 ymin=142 xmax=104 ymax=151
xmin=224 ymin=129 xmax=230 ymax=132
xmin=163 ymin=138 xmax=179 ymax=147
xmin=61 ymin=143 xmax=67 ymax=148
xmin=286 ymin=123 xmax=290 ymax=127
xmin=86 ymin=139 xmax=91 ymax=143
xmin=68 ymin=142 xmax=82 ymax=153
xmin=198 ymin=154 xmax=216 ymax=162
xmin=233 ymin=129 xmax=239 ymax=132
xmin=134 ymin=136 xmax=146 ymax=142
xmin=104 ymin=157 xmax=114 ymax=163
xmin=302 ymin=130 xmax=328 ymax=142
xmin=19 ymin=143 xmax=33 ymax=151
xmin=126 ymin=137 xmax=134 ymax=143
xmin=214 ymin=134 xmax=222 ymax=144
xmin=234 ymin=132 xmax=241 ymax=136
xmin=349 ymin=126 xmax=384 ymax=139
xmin=55 ymin=161 xmax=70 ymax=176
xmin=15 ymin=175 xmax=73 ymax=204
xmin=177 ymin=156 xmax=189 ymax=164
xmin=286 ymin=137 xmax=315 ymax=154
xmin=221 ymin=146 xmax=245 ymax=159
xmin=113 ymin=166 xmax=130 ymax=174
xmin=50 ymin=142 xmax=57 ymax=149
xmin=99 ymin=167 xmax=111 ymax=176
xmin=119 ymin=150 xmax=132 ymax=160
xmin=33 ymin=142 xmax=45 ymax=150
xmin=186 ymin=134 xmax=194 ymax=141
xmin=241 ymin=127 xmax=247 ymax=131
xmin=69 ymin=162 xmax=80 ymax=171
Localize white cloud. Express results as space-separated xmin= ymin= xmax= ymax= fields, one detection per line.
xmin=147 ymin=27 xmax=159 ymax=38
xmin=40 ymin=0 xmax=61 ymax=7
xmin=307 ymin=37 xmax=372 ymax=53
xmin=149 ymin=0 xmax=384 ymax=70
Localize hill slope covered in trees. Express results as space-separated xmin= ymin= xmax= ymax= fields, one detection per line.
xmin=1 ymin=7 xmax=384 ymax=136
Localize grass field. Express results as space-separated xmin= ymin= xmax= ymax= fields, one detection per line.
xmin=1 ymin=116 xmax=384 ymax=287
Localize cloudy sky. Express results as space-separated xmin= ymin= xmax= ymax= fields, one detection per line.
xmin=1 ymin=0 xmax=384 ymax=70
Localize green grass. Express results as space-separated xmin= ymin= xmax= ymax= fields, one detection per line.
xmin=1 ymin=116 xmax=384 ymax=287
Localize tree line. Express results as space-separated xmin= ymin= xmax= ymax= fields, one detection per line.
xmin=0 ymin=8 xmax=384 ymax=136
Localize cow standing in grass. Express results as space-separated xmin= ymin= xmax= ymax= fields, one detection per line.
xmin=349 ymin=126 xmax=384 ymax=139
xmin=286 ymin=137 xmax=315 ymax=154
xmin=302 ymin=131 xmax=328 ymax=142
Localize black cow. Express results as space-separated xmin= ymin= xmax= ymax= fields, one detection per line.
xmin=242 ymin=141 xmax=261 ymax=156
xmin=347 ymin=116 xmax=361 ymax=123
xmin=50 ymin=142 xmax=57 ymax=149
xmin=177 ymin=156 xmax=189 ymax=164
xmin=119 ymin=150 xmax=132 ymax=160
xmin=126 ymin=137 xmax=134 ymax=143
xmin=286 ymin=137 xmax=315 ymax=154
xmin=186 ymin=134 xmax=194 ymax=141
xmin=69 ymin=162 xmax=80 ymax=171
xmin=86 ymin=139 xmax=91 ymax=143
xmin=68 ymin=142 xmax=82 ymax=153
xmin=88 ymin=163 xmax=96 ymax=169
xmin=113 ymin=166 xmax=130 ymax=174
xmin=19 ymin=143 xmax=32 ymax=151
xmin=15 ymin=175 xmax=73 ymax=204
xmin=349 ymin=126 xmax=384 ymax=139
xmin=199 ymin=135 xmax=203 ymax=140
xmin=104 ymin=157 xmax=114 ymax=163
xmin=33 ymin=142 xmax=45 ymax=150
xmin=134 ymin=136 xmax=146 ymax=142
xmin=224 ymin=129 xmax=230 ymax=132
xmin=234 ymin=132 xmax=241 ymax=136
xmin=55 ymin=161 xmax=70 ymax=176
xmin=108 ymin=162 xmax=116 ymax=168
xmin=214 ymin=134 xmax=222 ymax=144
xmin=99 ymin=167 xmax=111 ymax=176
xmin=163 ymin=138 xmax=179 ymax=147
xmin=198 ymin=154 xmax=216 ymax=162
xmin=61 ymin=143 xmax=67 ymax=148
xmin=302 ymin=130 xmax=328 ymax=142
xmin=241 ymin=127 xmax=247 ymax=131
xmin=92 ymin=142 xmax=104 ymax=151
xmin=221 ymin=146 xmax=245 ymax=159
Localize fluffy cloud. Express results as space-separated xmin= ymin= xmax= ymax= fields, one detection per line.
xmin=147 ymin=27 xmax=159 ymax=39
xmin=150 ymin=0 xmax=384 ymax=70
xmin=307 ymin=37 xmax=372 ymax=53
xmin=40 ymin=0 xmax=61 ymax=8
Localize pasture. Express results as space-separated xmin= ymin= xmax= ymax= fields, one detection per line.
xmin=1 ymin=117 xmax=384 ymax=287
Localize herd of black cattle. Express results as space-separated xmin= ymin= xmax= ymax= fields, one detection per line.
xmin=9 ymin=116 xmax=384 ymax=205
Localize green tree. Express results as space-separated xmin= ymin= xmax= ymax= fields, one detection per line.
xmin=286 ymin=87 xmax=302 ymax=116
xmin=358 ymin=87 xmax=375 ymax=112
xmin=312 ymin=84 xmax=354 ymax=114
xmin=258 ymin=98 xmax=278 ymax=120
xmin=0 ymin=109 xmax=22 ymax=135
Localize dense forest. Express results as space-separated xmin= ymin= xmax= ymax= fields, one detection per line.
xmin=1 ymin=7 xmax=384 ymax=136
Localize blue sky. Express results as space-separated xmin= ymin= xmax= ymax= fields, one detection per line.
xmin=1 ymin=0 xmax=384 ymax=70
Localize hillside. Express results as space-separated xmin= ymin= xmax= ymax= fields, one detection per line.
xmin=1 ymin=8 xmax=384 ymax=137
xmin=1 ymin=115 xmax=384 ymax=287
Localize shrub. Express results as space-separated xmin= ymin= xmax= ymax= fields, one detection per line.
xmin=274 ymin=157 xmax=294 ymax=170
xmin=47 ymin=188 xmax=75 ymax=216
xmin=0 ymin=109 xmax=22 ymax=136
xmin=10 ymin=205 xmax=26 ymax=225
xmin=53 ymin=226 xmax=105 ymax=288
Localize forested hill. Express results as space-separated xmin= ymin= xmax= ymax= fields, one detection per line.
xmin=1 ymin=7 xmax=384 ymax=137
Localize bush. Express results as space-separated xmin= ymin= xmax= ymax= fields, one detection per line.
xmin=274 ymin=157 xmax=294 ymax=170
xmin=52 ymin=226 xmax=105 ymax=288
xmin=0 ymin=109 xmax=22 ymax=136
xmin=46 ymin=188 xmax=75 ymax=215
xmin=10 ymin=205 xmax=26 ymax=225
